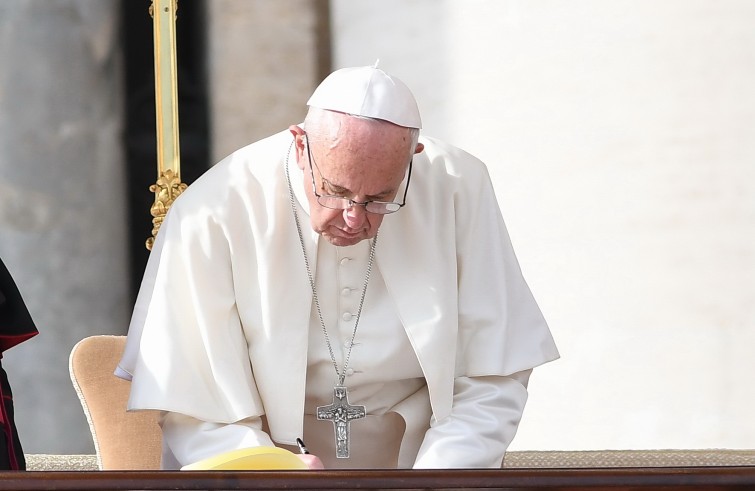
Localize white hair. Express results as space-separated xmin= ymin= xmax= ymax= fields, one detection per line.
xmin=303 ymin=107 xmax=420 ymax=156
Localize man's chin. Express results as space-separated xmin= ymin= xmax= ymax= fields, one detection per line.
xmin=322 ymin=231 xmax=368 ymax=247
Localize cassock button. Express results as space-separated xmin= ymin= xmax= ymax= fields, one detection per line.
xmin=340 ymin=257 xmax=351 ymax=266
xmin=342 ymin=312 xmax=353 ymax=321
xmin=341 ymin=287 xmax=351 ymax=297
xmin=345 ymin=368 xmax=355 ymax=376
xmin=344 ymin=340 xmax=352 ymax=348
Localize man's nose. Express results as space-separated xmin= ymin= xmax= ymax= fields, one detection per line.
xmin=343 ymin=202 xmax=367 ymax=228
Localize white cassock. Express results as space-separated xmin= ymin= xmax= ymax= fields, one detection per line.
xmin=117 ymin=130 xmax=559 ymax=469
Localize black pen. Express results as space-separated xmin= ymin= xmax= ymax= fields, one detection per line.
xmin=296 ymin=437 xmax=310 ymax=454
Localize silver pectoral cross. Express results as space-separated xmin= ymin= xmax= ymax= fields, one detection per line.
xmin=316 ymin=385 xmax=365 ymax=458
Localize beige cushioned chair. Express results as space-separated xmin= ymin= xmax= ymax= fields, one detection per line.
xmin=69 ymin=335 xmax=162 ymax=470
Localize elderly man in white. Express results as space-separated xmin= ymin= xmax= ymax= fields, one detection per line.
xmin=117 ymin=64 xmax=559 ymax=470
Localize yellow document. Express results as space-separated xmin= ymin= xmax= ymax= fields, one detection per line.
xmin=181 ymin=446 xmax=308 ymax=470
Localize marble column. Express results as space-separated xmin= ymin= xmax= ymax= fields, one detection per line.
xmin=0 ymin=0 xmax=128 ymax=454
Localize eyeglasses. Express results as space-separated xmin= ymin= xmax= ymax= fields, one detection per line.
xmin=305 ymin=135 xmax=412 ymax=215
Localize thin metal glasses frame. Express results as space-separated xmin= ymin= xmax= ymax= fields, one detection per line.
xmin=305 ymin=135 xmax=412 ymax=215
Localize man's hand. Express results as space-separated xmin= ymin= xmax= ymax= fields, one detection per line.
xmin=296 ymin=453 xmax=325 ymax=469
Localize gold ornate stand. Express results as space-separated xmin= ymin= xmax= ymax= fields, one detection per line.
xmin=146 ymin=0 xmax=186 ymax=250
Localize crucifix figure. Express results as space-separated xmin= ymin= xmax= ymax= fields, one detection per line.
xmin=316 ymin=385 xmax=366 ymax=458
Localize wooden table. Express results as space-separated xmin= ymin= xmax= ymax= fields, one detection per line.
xmin=3 ymin=466 xmax=755 ymax=490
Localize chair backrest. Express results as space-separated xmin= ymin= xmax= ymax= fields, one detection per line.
xmin=69 ymin=335 xmax=162 ymax=470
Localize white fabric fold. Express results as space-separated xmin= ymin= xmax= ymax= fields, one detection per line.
xmin=159 ymin=413 xmax=275 ymax=470
xmin=413 ymin=372 xmax=531 ymax=468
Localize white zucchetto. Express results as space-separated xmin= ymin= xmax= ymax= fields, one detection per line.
xmin=307 ymin=64 xmax=422 ymax=129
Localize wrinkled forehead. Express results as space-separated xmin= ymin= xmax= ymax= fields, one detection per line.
xmin=307 ymin=111 xmax=415 ymax=163
xmin=308 ymin=129 xmax=411 ymax=194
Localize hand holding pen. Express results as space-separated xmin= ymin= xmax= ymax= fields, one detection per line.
xmin=295 ymin=437 xmax=324 ymax=469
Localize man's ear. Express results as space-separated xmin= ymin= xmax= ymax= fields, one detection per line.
xmin=414 ymin=142 xmax=425 ymax=154
xmin=288 ymin=125 xmax=307 ymax=170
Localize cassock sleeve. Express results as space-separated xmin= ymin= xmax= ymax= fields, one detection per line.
xmin=159 ymin=412 xmax=275 ymax=469
xmin=412 ymin=371 xmax=530 ymax=468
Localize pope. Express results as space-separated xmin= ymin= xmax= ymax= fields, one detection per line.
xmin=117 ymin=64 xmax=559 ymax=469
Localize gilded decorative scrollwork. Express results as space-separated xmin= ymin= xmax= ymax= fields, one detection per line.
xmin=146 ymin=169 xmax=187 ymax=250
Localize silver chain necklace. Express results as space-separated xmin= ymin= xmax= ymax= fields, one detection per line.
xmin=285 ymin=143 xmax=376 ymax=458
